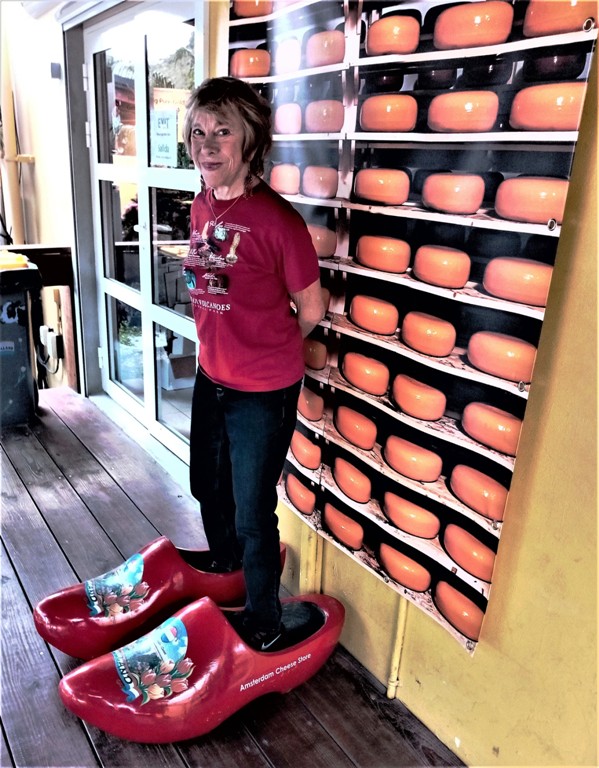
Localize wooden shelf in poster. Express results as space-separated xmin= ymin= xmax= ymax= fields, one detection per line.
xmin=348 ymin=132 xmax=579 ymax=145
xmin=320 ymin=368 xmax=517 ymax=472
xmin=286 ymin=421 xmax=503 ymax=539
xmin=342 ymin=199 xmax=562 ymax=237
xmin=330 ymin=313 xmax=531 ymax=399
xmin=275 ymin=190 xmax=564 ymax=237
xmin=277 ymin=478 xmax=483 ymax=653
xmin=335 ymin=258 xmax=546 ymax=321
xmin=317 ymin=461 xmax=494 ymax=595
xmin=353 ymin=28 xmax=598 ymax=68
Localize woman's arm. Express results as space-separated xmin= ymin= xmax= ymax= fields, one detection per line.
xmin=290 ymin=278 xmax=326 ymax=338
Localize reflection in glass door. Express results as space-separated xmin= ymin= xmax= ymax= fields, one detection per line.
xmin=84 ymin=2 xmax=203 ymax=461
xmin=99 ymin=180 xmax=140 ymax=288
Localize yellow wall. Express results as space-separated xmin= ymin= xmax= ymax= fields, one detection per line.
xmin=278 ymin=54 xmax=597 ymax=768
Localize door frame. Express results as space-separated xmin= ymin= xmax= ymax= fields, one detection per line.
xmin=64 ymin=0 xmax=207 ymax=463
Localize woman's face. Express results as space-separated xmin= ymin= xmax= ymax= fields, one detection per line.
xmin=189 ymin=107 xmax=249 ymax=198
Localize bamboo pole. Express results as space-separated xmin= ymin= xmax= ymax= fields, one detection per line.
xmin=386 ymin=596 xmax=408 ymax=699
xmin=1 ymin=24 xmax=26 ymax=244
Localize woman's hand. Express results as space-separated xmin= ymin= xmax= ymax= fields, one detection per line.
xmin=290 ymin=279 xmax=326 ymax=338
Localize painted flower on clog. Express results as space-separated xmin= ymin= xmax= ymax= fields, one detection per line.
xmin=113 ymin=617 xmax=195 ymax=705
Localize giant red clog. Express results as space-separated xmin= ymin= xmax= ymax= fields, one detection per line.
xmin=34 ymin=536 xmax=286 ymax=660
xmin=58 ymin=594 xmax=345 ymax=743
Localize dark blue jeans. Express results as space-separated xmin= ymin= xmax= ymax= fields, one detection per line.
xmin=189 ymin=367 xmax=301 ymax=633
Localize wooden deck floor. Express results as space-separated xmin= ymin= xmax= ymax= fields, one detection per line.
xmin=1 ymin=387 xmax=463 ymax=768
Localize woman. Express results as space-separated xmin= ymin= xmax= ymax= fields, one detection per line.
xmin=182 ymin=77 xmax=325 ymax=651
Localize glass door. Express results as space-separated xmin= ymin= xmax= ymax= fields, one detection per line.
xmin=83 ymin=1 xmax=205 ymax=461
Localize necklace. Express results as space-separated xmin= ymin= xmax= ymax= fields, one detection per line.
xmin=207 ymin=190 xmax=243 ymax=242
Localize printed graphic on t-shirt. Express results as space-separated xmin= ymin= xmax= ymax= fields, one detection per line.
xmin=183 ymin=220 xmax=244 ymax=313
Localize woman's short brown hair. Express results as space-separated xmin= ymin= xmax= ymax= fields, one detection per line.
xmin=183 ymin=77 xmax=272 ymax=179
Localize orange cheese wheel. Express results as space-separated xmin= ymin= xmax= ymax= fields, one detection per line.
xmin=360 ymin=94 xmax=418 ymax=132
xmin=305 ymin=29 xmax=345 ymax=68
xmin=483 ymin=256 xmax=553 ymax=307
xmin=462 ymin=401 xmax=522 ymax=456
xmin=392 ymin=374 xmax=446 ymax=421
xmin=412 ymin=244 xmax=471 ymax=289
xmin=444 ymin=524 xmax=496 ymax=581
xmin=333 ymin=457 xmax=372 ymax=503
xmin=467 ymin=330 xmax=536 ymax=383
xmin=274 ymin=37 xmax=302 ymax=75
xmin=495 ymin=177 xmax=569 ymax=225
xmin=401 ymin=311 xmax=456 ymax=358
xmin=335 ymin=405 xmax=377 ymax=450
xmin=422 ymin=173 xmax=485 ymax=215
xmin=450 ymin=464 xmax=508 ymax=521
xmin=342 ymin=352 xmax=389 ymax=396
xmin=366 ymin=14 xmax=421 ymax=55
xmin=434 ymin=1 xmax=514 ymax=50
xmin=269 ymin=163 xmax=300 ymax=195
xmin=230 ymin=49 xmax=271 ymax=78
xmin=274 ymin=103 xmax=302 ymax=134
xmin=233 ymin=0 xmax=273 ymax=17
xmin=303 ymin=338 xmax=327 ymax=370
xmin=324 ymin=502 xmax=364 ymax=550
xmin=304 ymin=100 xmax=345 ymax=133
xmin=349 ymin=295 xmax=399 ymax=336
xmin=307 ymin=224 xmax=337 ymax=258
xmin=285 ymin=473 xmax=316 ymax=515
xmin=302 ymin=166 xmax=338 ymax=199
xmin=427 ymin=91 xmax=499 ymax=133
xmin=384 ymin=435 xmax=443 ymax=482
xmin=379 ymin=543 xmax=431 ymax=592
xmin=434 ymin=581 xmax=484 ymax=641
xmin=383 ymin=491 xmax=440 ymax=538
xmin=356 ymin=235 xmax=411 ymax=273
xmin=355 ymin=169 xmax=410 ymax=205
xmin=509 ymin=82 xmax=586 ymax=131
xmin=290 ymin=429 xmax=321 ymax=470
xmin=523 ymin=0 xmax=597 ymax=37
xmin=297 ymin=386 xmax=325 ymax=422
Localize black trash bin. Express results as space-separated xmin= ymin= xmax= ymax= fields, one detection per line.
xmin=0 ymin=263 xmax=43 ymax=427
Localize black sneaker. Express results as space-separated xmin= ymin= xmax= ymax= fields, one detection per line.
xmin=207 ymin=557 xmax=242 ymax=573
xmin=226 ymin=610 xmax=287 ymax=652
xmin=247 ymin=626 xmax=286 ymax=653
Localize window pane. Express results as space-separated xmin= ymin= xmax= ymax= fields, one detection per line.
xmin=100 ymin=180 xmax=140 ymax=288
xmin=107 ymin=297 xmax=144 ymax=401
xmin=151 ymin=187 xmax=194 ymax=315
xmin=147 ymin=21 xmax=194 ymax=169
xmin=155 ymin=323 xmax=194 ymax=441
xmin=94 ymin=48 xmax=137 ymax=164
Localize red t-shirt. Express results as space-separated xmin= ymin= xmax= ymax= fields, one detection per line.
xmin=183 ymin=181 xmax=320 ymax=391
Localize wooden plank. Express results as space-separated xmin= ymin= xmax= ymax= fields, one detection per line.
xmin=1 ymin=429 xmax=126 ymax=583
xmin=240 ymin=690 xmax=357 ymax=768
xmin=177 ymin=712 xmax=272 ymax=768
xmin=0 ymin=540 xmax=100 ymax=768
xmin=31 ymin=403 xmax=163 ymax=557
xmin=0 ymin=450 xmax=190 ymax=768
xmin=0 ymin=444 xmax=99 ymax=601
xmin=295 ymin=648 xmax=465 ymax=767
xmin=39 ymin=388 xmax=207 ymax=548
xmin=1 ymin=723 xmax=16 ymax=768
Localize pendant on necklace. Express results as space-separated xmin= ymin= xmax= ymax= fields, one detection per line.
xmin=213 ymin=222 xmax=228 ymax=241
